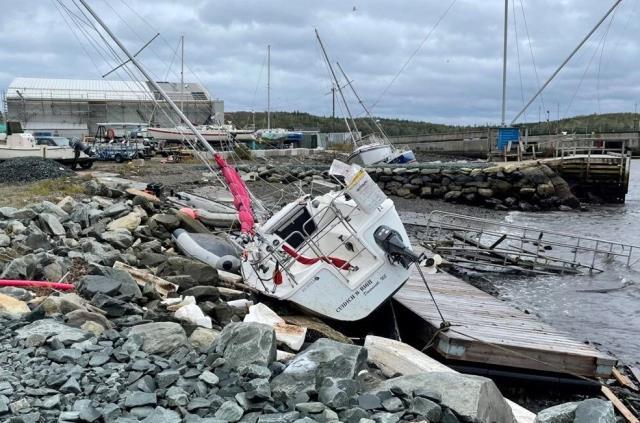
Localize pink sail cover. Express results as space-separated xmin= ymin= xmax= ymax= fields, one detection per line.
xmin=214 ymin=153 xmax=255 ymax=234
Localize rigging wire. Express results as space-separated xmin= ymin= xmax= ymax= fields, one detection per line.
xmin=596 ymin=8 xmax=618 ymax=114
xmin=563 ymin=25 xmax=611 ymax=119
xmin=511 ymin=0 xmax=526 ymax=120
xmin=368 ymin=0 xmax=458 ymax=112
xmin=517 ymin=0 xmax=545 ymax=115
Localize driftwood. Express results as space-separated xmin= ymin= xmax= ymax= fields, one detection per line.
xmin=613 ymin=368 xmax=639 ymax=392
xmin=364 ymin=335 xmax=536 ymax=423
xmin=113 ymin=262 xmax=178 ymax=297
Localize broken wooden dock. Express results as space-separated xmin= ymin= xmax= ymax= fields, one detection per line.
xmin=392 ymin=266 xmax=616 ymax=378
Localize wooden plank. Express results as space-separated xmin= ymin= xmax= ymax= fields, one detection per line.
xmin=601 ymin=386 xmax=640 ymax=423
xmin=613 ymin=368 xmax=639 ymax=392
xmin=394 ymin=266 xmax=616 ymax=377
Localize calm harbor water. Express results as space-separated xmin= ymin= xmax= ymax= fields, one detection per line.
xmin=489 ymin=160 xmax=640 ymax=364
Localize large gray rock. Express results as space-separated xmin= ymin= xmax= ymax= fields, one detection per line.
xmin=87 ymin=264 xmax=142 ymax=300
xmin=365 ymin=373 xmax=515 ymax=423
xmin=40 ymin=213 xmax=66 ymax=236
xmin=0 ymin=254 xmax=38 ymax=279
xmin=127 ymin=322 xmax=187 ymax=356
xmin=101 ymin=230 xmax=134 ymax=249
xmin=15 ymin=319 xmax=92 ymax=345
xmin=534 ymin=401 xmax=578 ymax=423
xmin=211 ymin=322 xmax=276 ymax=368
xmin=157 ymin=256 xmax=219 ymax=286
xmin=574 ymin=399 xmax=615 ymax=423
xmin=271 ymin=338 xmax=367 ymax=401
xmin=76 ymin=275 xmax=122 ymax=299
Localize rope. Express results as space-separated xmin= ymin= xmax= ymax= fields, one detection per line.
xmin=518 ymin=0 xmax=545 ymax=113
xmin=414 ymin=261 xmax=449 ymax=328
xmin=368 ymin=0 xmax=458 ymax=112
xmin=413 ymin=257 xmax=604 ymax=386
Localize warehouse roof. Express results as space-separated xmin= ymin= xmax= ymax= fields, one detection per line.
xmin=6 ymin=77 xmax=212 ymax=102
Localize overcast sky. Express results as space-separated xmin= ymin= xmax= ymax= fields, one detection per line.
xmin=1 ymin=0 xmax=639 ymax=125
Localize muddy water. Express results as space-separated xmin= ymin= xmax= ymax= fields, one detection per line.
xmin=487 ymin=160 xmax=640 ymax=364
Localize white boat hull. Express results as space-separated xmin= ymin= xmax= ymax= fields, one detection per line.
xmin=241 ymin=190 xmax=413 ymax=321
xmin=347 ymin=143 xmax=394 ymax=166
xmin=0 ymin=146 xmax=77 ymax=160
xmin=148 ymin=127 xmax=229 ymax=142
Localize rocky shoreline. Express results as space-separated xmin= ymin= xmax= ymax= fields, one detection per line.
xmin=0 ymin=169 xmax=620 ymax=422
xmin=236 ymin=161 xmax=581 ymax=212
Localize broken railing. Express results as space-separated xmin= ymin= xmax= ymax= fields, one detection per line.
xmin=419 ymin=211 xmax=640 ymax=275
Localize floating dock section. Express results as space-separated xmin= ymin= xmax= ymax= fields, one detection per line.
xmin=393 ymin=268 xmax=616 ymax=378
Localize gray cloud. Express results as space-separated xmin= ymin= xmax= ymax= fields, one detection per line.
xmin=1 ymin=0 xmax=638 ymax=125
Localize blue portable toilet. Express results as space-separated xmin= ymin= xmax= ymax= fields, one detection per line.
xmin=496 ymin=127 xmax=520 ymax=151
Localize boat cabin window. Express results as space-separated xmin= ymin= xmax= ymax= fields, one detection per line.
xmin=36 ymin=138 xmax=57 ymax=146
xmin=272 ymin=204 xmax=317 ymax=249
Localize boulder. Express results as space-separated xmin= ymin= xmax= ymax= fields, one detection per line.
xmin=107 ymin=212 xmax=142 ymax=232
xmin=574 ymin=399 xmax=615 ymax=423
xmin=271 ymin=338 xmax=367 ymax=401
xmin=65 ymin=309 xmax=112 ymax=330
xmin=87 ymin=264 xmax=142 ymax=300
xmin=157 ymin=256 xmax=219 ymax=286
xmin=0 ymin=233 xmax=9 ymax=247
xmin=189 ymin=327 xmax=220 ymax=350
xmin=40 ymin=213 xmax=66 ymax=236
xmin=0 ymin=254 xmax=38 ymax=279
xmin=211 ymin=322 xmax=276 ymax=368
xmin=536 ymin=183 xmax=555 ymax=198
xmin=15 ymin=319 xmax=91 ymax=344
xmin=101 ymin=230 xmax=134 ymax=249
xmin=365 ymin=373 xmax=514 ymax=423
xmin=0 ymin=292 xmax=30 ymax=317
xmin=535 ymin=401 xmax=578 ymax=423
xmin=127 ymin=322 xmax=187 ymax=356
xmin=57 ymin=196 xmax=77 ymax=214
xmin=40 ymin=293 xmax=85 ymax=316
xmin=76 ymin=275 xmax=122 ymax=299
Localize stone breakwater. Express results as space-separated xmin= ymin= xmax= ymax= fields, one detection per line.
xmin=236 ymin=162 xmax=581 ymax=212
xmin=0 ymin=179 xmax=613 ymax=422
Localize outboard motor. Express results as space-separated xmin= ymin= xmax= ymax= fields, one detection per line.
xmin=71 ymin=138 xmax=94 ymax=157
xmin=374 ymin=225 xmax=421 ymax=269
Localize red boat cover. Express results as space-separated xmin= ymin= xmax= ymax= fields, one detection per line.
xmin=214 ymin=153 xmax=255 ymax=234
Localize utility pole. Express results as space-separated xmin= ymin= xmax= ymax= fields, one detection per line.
xmin=635 ymin=101 xmax=638 ymax=132
xmin=267 ymin=45 xmax=271 ymax=130
xmin=557 ymin=102 xmax=560 ymax=134
xmin=180 ymin=34 xmax=184 ymax=122
xmin=331 ymin=83 xmax=336 ymax=119
xmin=500 ymin=0 xmax=508 ymax=127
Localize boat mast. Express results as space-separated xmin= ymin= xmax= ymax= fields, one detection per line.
xmin=267 ymin=45 xmax=271 ymax=130
xmin=314 ymin=29 xmax=359 ymax=141
xmin=180 ymin=34 xmax=184 ymax=122
xmin=336 ymin=62 xmax=387 ymax=138
xmin=510 ymin=0 xmax=623 ymax=125
xmin=76 ymin=0 xmax=216 ymax=155
xmin=500 ymin=0 xmax=508 ymax=127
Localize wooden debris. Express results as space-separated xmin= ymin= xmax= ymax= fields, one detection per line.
xmin=113 ymin=261 xmax=178 ymax=297
xmin=613 ymin=368 xmax=639 ymax=391
xmin=125 ymin=188 xmax=160 ymax=203
xmin=601 ymin=386 xmax=640 ymax=423
xmin=364 ymin=335 xmax=536 ymax=423
xmin=244 ymin=303 xmax=307 ymax=351
xmin=283 ymin=315 xmax=352 ymax=345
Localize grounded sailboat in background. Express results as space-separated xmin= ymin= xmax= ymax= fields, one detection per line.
xmin=315 ymin=29 xmax=416 ymax=167
xmin=75 ymin=0 xmax=423 ymax=321
xmin=254 ymin=45 xmax=304 ymax=147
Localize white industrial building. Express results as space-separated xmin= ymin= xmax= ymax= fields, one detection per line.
xmin=3 ymin=77 xmax=224 ymax=137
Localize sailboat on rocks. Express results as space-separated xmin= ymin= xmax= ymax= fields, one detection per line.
xmin=315 ymin=29 xmax=416 ymax=167
xmin=76 ymin=0 xmax=425 ymax=321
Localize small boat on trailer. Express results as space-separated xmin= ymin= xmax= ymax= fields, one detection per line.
xmin=0 ymin=121 xmax=95 ymax=169
xmin=76 ymin=2 xmax=426 ymax=321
